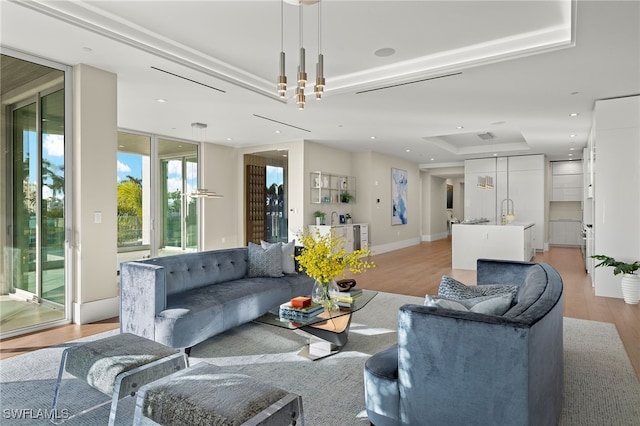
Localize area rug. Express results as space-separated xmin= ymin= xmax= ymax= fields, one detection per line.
xmin=0 ymin=292 xmax=638 ymax=425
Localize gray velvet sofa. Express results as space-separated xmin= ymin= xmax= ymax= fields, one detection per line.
xmin=364 ymin=258 xmax=564 ymax=426
xmin=120 ymin=247 xmax=314 ymax=350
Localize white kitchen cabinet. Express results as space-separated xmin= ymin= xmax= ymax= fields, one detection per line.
xmin=549 ymin=221 xmax=583 ymax=246
xmin=551 ymin=161 xmax=583 ymax=201
xmin=308 ymin=223 xmax=368 ymax=254
xmin=464 ymin=155 xmax=544 ymax=251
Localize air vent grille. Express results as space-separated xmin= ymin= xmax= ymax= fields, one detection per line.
xmin=477 ymin=132 xmax=496 ymax=141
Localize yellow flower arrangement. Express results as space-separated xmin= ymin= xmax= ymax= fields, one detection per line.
xmin=295 ymin=229 xmax=375 ymax=284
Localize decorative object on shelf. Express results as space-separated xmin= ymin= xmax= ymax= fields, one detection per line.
xmin=295 ymin=228 xmax=374 ymax=311
xmin=276 ymin=0 xmax=325 ymax=109
xmin=340 ymin=191 xmax=354 ymax=203
xmin=391 ymin=168 xmax=408 ymax=225
xmin=345 ymin=213 xmax=352 ymax=224
xmin=313 ymin=210 xmax=325 ymax=226
xmin=591 ymin=254 xmax=640 ymax=304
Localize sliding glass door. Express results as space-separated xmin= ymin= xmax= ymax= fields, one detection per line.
xmin=159 ymin=139 xmax=198 ymax=253
xmin=11 ymin=88 xmax=65 ymax=306
xmin=3 ymin=50 xmax=69 ymax=338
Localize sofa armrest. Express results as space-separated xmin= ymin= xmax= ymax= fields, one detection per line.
xmin=396 ymin=303 xmax=531 ymax=425
xmin=120 ymin=262 xmax=167 ymax=340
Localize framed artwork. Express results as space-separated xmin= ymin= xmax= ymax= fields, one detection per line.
xmin=446 ymin=184 xmax=453 ymax=209
xmin=391 ymin=168 xmax=408 ymax=225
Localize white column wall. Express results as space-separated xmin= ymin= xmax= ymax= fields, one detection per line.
xmin=72 ymin=64 xmax=119 ymax=323
xmin=594 ymin=95 xmax=640 ymax=298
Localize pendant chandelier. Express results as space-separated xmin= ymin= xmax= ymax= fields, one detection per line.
xmin=277 ymin=0 xmax=324 ymax=110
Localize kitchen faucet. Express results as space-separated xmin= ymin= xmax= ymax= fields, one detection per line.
xmin=331 ymin=211 xmax=338 ymax=226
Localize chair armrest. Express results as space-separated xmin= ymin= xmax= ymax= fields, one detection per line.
xmin=476 ymin=258 xmax=535 ymax=286
xmin=396 ymin=303 xmax=531 ymax=425
xmin=120 ymin=262 xmax=167 ymax=340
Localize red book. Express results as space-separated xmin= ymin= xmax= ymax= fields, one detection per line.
xmin=291 ymin=296 xmax=312 ymax=308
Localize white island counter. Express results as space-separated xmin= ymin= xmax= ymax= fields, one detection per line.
xmin=452 ymin=222 xmax=535 ymax=270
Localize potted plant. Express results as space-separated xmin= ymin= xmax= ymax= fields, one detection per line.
xmin=340 ymin=191 xmax=354 ymax=203
xmin=591 ymin=254 xmax=640 ymax=304
xmin=314 ymin=210 xmax=326 ymax=226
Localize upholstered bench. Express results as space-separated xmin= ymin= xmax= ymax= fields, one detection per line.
xmin=52 ymin=333 xmax=188 ymax=425
xmin=133 ymin=362 xmax=304 ymax=425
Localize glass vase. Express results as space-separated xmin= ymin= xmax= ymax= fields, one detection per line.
xmin=312 ymin=279 xmax=340 ymax=311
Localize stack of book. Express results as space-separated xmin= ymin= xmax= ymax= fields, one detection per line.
xmin=334 ymin=288 xmax=363 ymax=307
xmin=279 ymin=301 xmax=323 ymax=321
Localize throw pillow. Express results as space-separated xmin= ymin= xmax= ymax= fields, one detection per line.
xmin=261 ymin=239 xmax=296 ymax=274
xmin=424 ymin=294 xmax=514 ymax=316
xmin=438 ymin=276 xmax=518 ymax=301
xmin=248 ymin=242 xmax=284 ymax=278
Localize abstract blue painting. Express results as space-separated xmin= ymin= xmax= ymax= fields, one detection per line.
xmin=391 ymin=168 xmax=408 ymax=225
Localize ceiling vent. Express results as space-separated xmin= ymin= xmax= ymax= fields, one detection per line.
xmin=477 ymin=132 xmax=496 ymax=141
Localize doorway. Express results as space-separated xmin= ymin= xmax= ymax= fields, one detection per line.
xmin=2 ymin=53 xmax=69 ymax=337
xmin=244 ymin=151 xmax=288 ymax=245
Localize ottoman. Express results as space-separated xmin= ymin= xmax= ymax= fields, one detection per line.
xmin=52 ymin=332 xmax=188 ymax=425
xmin=133 ymin=362 xmax=304 ymax=425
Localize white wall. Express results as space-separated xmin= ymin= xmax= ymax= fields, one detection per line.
xmin=200 ymin=143 xmax=239 ymax=249
xmin=72 ymin=64 xmax=119 ymax=323
xmin=594 ymin=95 xmax=640 ymax=299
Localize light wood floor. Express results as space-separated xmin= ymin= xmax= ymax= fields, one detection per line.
xmin=2 ymin=239 xmax=638 ymax=380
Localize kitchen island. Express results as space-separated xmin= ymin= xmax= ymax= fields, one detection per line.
xmin=452 ymin=222 xmax=535 ymax=270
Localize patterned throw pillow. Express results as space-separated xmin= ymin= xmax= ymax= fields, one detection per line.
xmin=438 ymin=276 xmax=518 ymax=300
xmin=248 ymin=242 xmax=284 ymax=278
xmin=261 ymin=239 xmax=296 ymax=274
xmin=424 ymin=294 xmax=514 ymax=316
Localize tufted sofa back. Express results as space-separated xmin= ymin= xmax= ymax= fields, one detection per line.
xmin=138 ymin=248 xmax=248 ymax=296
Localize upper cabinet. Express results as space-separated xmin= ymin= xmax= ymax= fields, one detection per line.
xmin=551 ymin=161 xmax=583 ymax=201
xmin=310 ymin=171 xmax=356 ymax=204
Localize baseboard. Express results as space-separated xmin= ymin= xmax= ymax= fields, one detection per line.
xmin=73 ymin=296 xmax=119 ymax=325
xmin=422 ymin=232 xmax=449 ymax=242
xmin=371 ymin=237 xmax=421 ymax=255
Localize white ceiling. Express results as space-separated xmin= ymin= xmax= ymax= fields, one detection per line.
xmin=1 ymin=1 xmax=638 ymax=170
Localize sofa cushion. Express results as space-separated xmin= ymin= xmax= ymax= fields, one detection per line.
xmin=248 ymin=242 xmax=283 ymax=278
xmin=261 ymin=240 xmax=296 ymax=274
xmin=424 ymin=294 xmax=514 ymax=316
xmin=438 ymin=276 xmax=518 ymax=300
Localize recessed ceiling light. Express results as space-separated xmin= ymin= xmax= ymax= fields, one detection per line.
xmin=370 ymin=136 xmax=376 ymax=140
xmin=275 ymin=130 xmax=281 ymax=134
xmin=569 ymin=112 xmax=579 ymax=117
xmin=430 ymin=158 xmax=435 ymax=161
xmin=568 ymin=153 xmax=573 ymax=156
xmin=570 ymin=147 xmax=575 ymax=151
xmin=456 ymin=126 xmax=464 ymax=130
xmin=156 ymin=98 xmax=168 ymax=103
xmin=374 ymin=47 xmax=396 ymax=57
xmin=226 ymin=138 xmax=232 ymax=141
xmin=493 ymin=153 xmax=498 ymax=156
xmin=570 ymin=134 xmax=576 ymax=138
xmin=406 ymin=149 xmax=411 ymax=153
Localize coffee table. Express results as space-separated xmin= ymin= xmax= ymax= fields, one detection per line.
xmin=254 ymin=290 xmax=377 ymax=360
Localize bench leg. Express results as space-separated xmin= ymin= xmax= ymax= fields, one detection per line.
xmin=108 ymin=352 xmax=188 ymax=425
